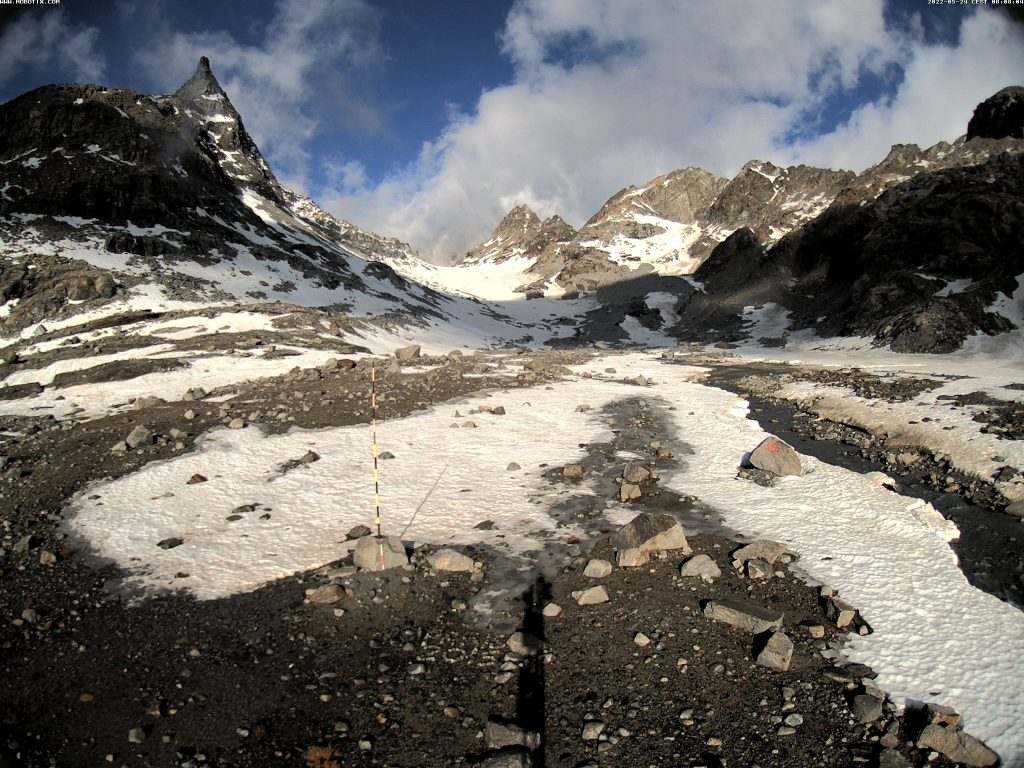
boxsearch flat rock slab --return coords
[611,512,691,567]
[750,436,803,477]
[703,599,783,634]
[353,535,409,571]
[917,724,999,767]
[733,539,791,565]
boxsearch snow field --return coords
[61,350,1024,761]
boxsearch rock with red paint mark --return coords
[750,437,803,477]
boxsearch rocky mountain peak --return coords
[495,204,542,236]
[967,85,1024,140]
[173,56,227,103]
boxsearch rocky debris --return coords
[582,559,613,578]
[703,600,784,634]
[917,723,999,766]
[610,512,691,567]
[571,585,610,605]
[754,631,793,671]
[352,535,409,571]
[679,553,722,581]
[749,436,803,477]
[394,345,421,361]
[427,548,476,573]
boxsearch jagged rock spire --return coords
[174,56,228,103]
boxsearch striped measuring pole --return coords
[371,366,385,568]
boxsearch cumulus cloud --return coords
[132,0,388,193]
[321,2,1024,263]
[0,9,105,90]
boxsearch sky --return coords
[1,0,1023,263]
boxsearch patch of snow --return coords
[935,278,976,297]
[22,157,42,169]
[739,302,791,342]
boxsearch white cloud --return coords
[321,2,1024,264]
[0,10,105,89]
[132,0,387,193]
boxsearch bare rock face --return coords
[967,85,1024,140]
[463,204,577,264]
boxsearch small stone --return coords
[506,462,521,471]
[619,482,642,502]
[38,550,57,565]
[542,602,562,618]
[157,538,184,550]
[581,721,605,741]
[583,559,612,578]
[306,585,345,604]
[755,631,794,671]
[562,464,584,480]
[228,417,245,429]
[485,719,541,750]
[125,425,153,449]
[633,632,651,647]
[622,462,651,484]
[187,474,207,484]
[21,608,38,624]
[13,534,40,553]
[346,525,372,540]
[784,713,804,726]
[407,663,426,675]
[572,586,609,605]
[878,749,912,768]
[746,558,774,579]
[777,726,797,736]
[850,694,884,723]
[679,554,721,581]
[926,703,961,728]
[128,727,145,744]
[507,631,542,656]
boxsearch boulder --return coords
[352,535,408,571]
[611,512,690,567]
[755,631,793,671]
[850,693,884,723]
[749,436,803,477]
[703,599,783,634]
[732,539,791,565]
[583,559,613,578]
[622,462,651,484]
[572,586,609,605]
[394,344,421,361]
[125,425,153,449]
[506,631,542,656]
[427,548,476,573]
[679,554,721,581]
[485,718,541,750]
[346,524,372,540]
[619,483,642,502]
[917,724,999,767]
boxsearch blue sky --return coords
[1,1,1022,261]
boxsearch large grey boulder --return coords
[917,724,999,767]
[703,599,784,634]
[749,436,803,477]
[394,344,421,361]
[353,535,408,571]
[611,512,691,567]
